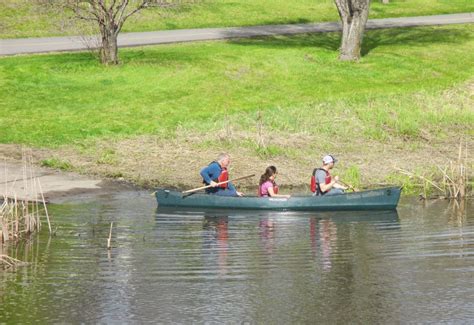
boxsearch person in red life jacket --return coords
[258,166,291,198]
[200,153,243,197]
[310,155,347,196]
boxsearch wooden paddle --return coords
[182,174,255,194]
[337,179,358,192]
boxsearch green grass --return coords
[0,24,473,147]
[40,158,73,171]
[0,0,473,38]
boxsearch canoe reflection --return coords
[156,206,399,222]
[156,209,400,276]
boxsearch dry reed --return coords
[256,110,266,149]
[107,221,113,250]
[0,254,24,269]
[1,152,51,268]
[396,138,471,199]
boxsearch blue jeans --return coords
[326,188,344,195]
[312,188,345,196]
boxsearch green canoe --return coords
[155,187,401,211]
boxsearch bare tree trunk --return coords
[382,0,389,4]
[61,0,152,65]
[334,0,371,61]
[55,0,200,65]
[99,25,119,65]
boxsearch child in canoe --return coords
[258,166,291,198]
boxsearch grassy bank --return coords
[0,24,473,193]
[0,0,473,38]
[1,24,473,146]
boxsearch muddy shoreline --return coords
[1,133,471,201]
[0,159,140,204]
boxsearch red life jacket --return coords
[259,181,279,197]
[310,168,331,195]
[217,167,228,189]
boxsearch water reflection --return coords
[202,216,229,276]
[259,217,276,255]
[447,199,467,226]
[196,210,400,281]
[1,194,473,323]
[310,218,337,271]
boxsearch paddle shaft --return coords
[182,174,255,194]
[337,179,356,191]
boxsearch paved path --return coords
[1,13,472,56]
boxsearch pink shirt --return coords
[259,180,274,197]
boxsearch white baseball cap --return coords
[322,155,337,164]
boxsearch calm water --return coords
[1,191,473,323]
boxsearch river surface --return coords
[1,191,473,323]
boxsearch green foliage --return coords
[340,166,362,189]
[104,171,124,178]
[384,170,443,197]
[96,149,118,165]
[385,172,420,195]
[40,158,73,171]
[255,145,285,159]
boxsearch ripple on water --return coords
[1,195,473,323]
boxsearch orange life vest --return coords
[310,168,331,195]
[217,167,228,189]
[273,183,279,194]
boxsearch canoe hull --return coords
[155,187,401,211]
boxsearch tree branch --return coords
[123,1,149,22]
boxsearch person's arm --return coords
[200,163,219,186]
[268,187,290,198]
[320,179,340,192]
[319,174,347,192]
[317,170,334,193]
[332,176,348,190]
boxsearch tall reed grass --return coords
[396,138,471,200]
[1,153,51,269]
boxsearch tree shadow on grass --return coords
[362,26,473,56]
[120,25,471,66]
[26,25,471,67]
[225,25,472,58]
[227,33,341,52]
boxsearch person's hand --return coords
[236,191,244,197]
[209,181,218,187]
[334,175,340,182]
[284,195,291,199]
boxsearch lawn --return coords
[0,24,473,148]
[0,0,473,38]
